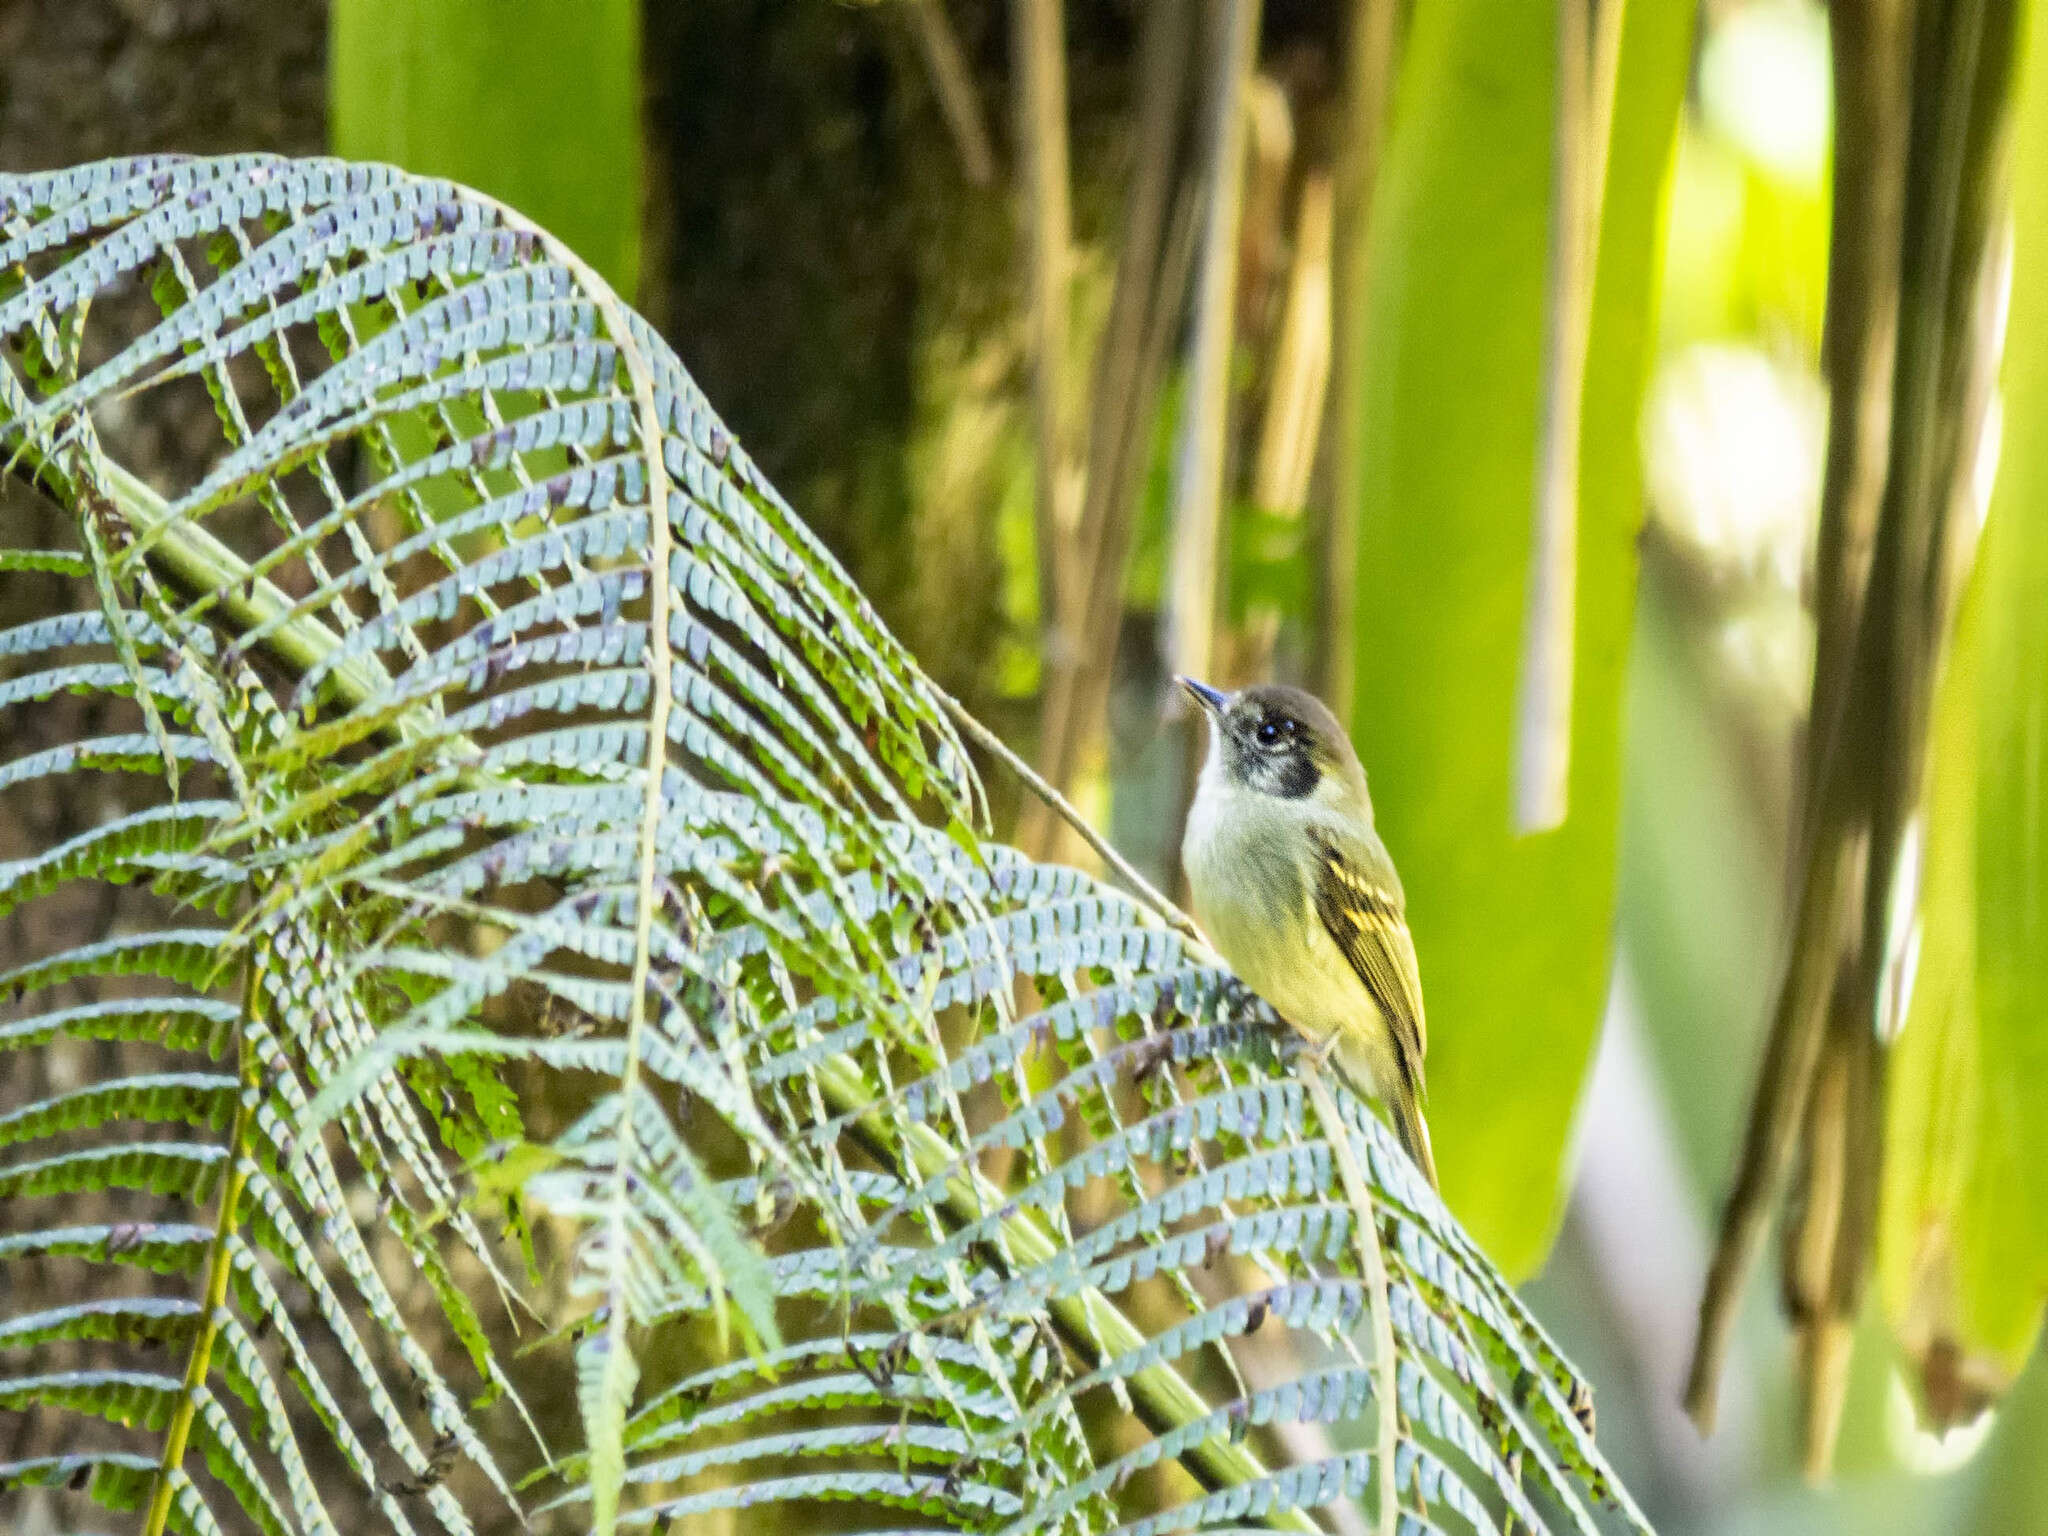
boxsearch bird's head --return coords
[1177,677,1367,810]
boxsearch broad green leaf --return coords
[1973,0,2048,1365]
[1890,0,2048,1390]
[1349,0,1695,1272]
[1880,574,2040,1407]
[329,0,642,297]
[1877,571,2000,1389]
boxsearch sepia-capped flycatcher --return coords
[1178,676,1438,1189]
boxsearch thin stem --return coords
[1014,0,1078,635]
[1019,194,1201,858]
[1684,0,1916,1430]
[1512,0,1600,835]
[1684,826,1852,1429]
[1250,172,1333,522]
[1162,0,1262,688]
[1021,0,1196,859]
[1584,0,1628,269]
[907,0,997,187]
[1322,0,1400,727]
[1802,0,1914,828]
[939,688,1205,943]
[1686,0,2020,1442]
[142,958,264,1536]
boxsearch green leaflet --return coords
[329,0,643,298]
[0,1452,159,1514]
[1347,0,1695,1273]
[0,1074,237,1150]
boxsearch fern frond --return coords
[2,152,1646,1536]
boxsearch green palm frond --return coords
[0,154,1647,1536]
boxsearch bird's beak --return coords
[1176,675,1227,716]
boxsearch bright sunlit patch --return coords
[1700,0,1833,188]
[1715,596,1814,718]
[1887,1370,1997,1475]
[1877,814,1926,1044]
[1646,342,1825,589]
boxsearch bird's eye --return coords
[1256,718,1285,746]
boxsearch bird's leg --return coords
[1304,1022,1345,1073]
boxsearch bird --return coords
[1177,676,1438,1189]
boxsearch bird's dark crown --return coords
[1203,682,1361,801]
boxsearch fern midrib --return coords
[141,955,263,1536]
[101,458,405,734]
[560,194,684,1536]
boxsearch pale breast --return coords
[1182,780,1388,1063]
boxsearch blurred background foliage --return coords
[2,0,2046,1532]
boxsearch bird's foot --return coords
[1303,1024,1344,1074]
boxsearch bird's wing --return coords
[1308,825,1428,1102]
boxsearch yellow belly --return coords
[1182,787,1398,1098]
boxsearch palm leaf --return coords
[1,154,1645,1536]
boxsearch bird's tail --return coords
[1390,1087,1439,1191]
[1318,1033,1440,1191]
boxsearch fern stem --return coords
[44,452,404,725]
[141,956,265,1536]
[936,688,1204,944]
[496,197,683,1536]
